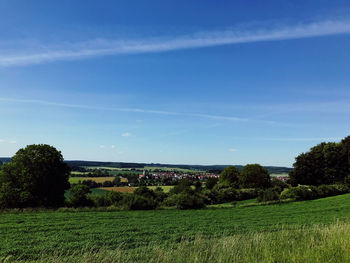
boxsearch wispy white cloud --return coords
[99,145,105,148]
[122,132,132,137]
[111,145,116,149]
[0,139,4,143]
[1,19,350,67]
[228,148,237,152]
[8,140,17,144]
[0,97,270,124]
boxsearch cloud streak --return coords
[1,19,350,66]
[0,97,270,124]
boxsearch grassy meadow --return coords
[3,222,350,262]
[1,194,350,261]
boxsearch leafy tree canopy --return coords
[239,164,270,189]
[290,137,349,186]
[0,144,70,208]
[219,166,240,187]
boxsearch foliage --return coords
[239,164,270,189]
[270,177,290,190]
[280,184,349,201]
[91,191,123,207]
[170,178,193,194]
[290,138,350,186]
[205,177,218,190]
[257,188,280,202]
[66,184,93,207]
[0,144,70,208]
[124,195,157,210]
[175,192,205,210]
[123,186,158,210]
[218,166,240,187]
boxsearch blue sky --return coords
[0,0,350,167]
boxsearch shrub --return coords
[280,184,349,201]
[280,185,315,201]
[257,188,280,202]
[153,187,168,203]
[170,178,193,194]
[205,177,218,190]
[270,178,290,191]
[92,191,123,207]
[236,188,258,201]
[125,195,157,210]
[213,185,238,203]
[175,193,205,210]
[66,184,94,207]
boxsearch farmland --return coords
[99,185,174,193]
[69,177,116,184]
[1,194,350,260]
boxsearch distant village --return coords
[138,169,220,181]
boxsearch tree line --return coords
[0,136,349,210]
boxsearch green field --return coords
[69,176,115,184]
[1,194,350,260]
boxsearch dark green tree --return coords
[170,178,192,194]
[0,144,70,208]
[290,140,349,186]
[218,166,240,187]
[205,177,218,190]
[239,164,270,189]
[67,184,92,207]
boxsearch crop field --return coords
[69,177,116,184]
[99,185,174,193]
[1,194,350,260]
[99,186,137,193]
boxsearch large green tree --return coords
[239,164,270,189]
[218,166,240,187]
[290,139,349,186]
[0,144,70,208]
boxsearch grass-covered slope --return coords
[1,194,350,260]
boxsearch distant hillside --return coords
[65,160,292,174]
[0,157,11,163]
[0,158,292,174]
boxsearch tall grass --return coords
[4,221,350,263]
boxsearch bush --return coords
[257,188,280,202]
[125,195,157,210]
[175,193,205,210]
[280,185,315,201]
[92,191,123,207]
[280,184,349,201]
[212,185,238,203]
[236,188,258,201]
[66,185,94,207]
[153,187,168,203]
[270,178,290,191]
[205,177,218,190]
